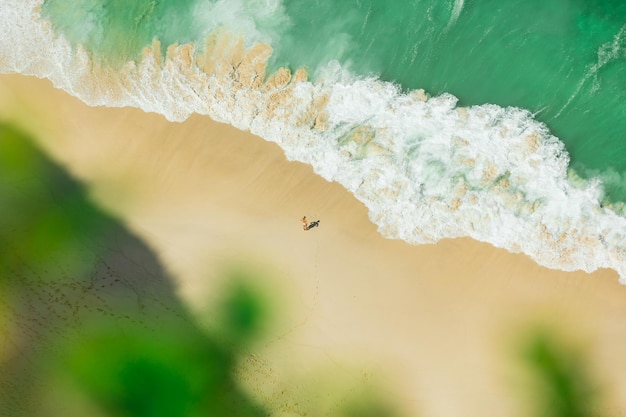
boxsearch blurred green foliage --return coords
[0,125,103,281]
[0,123,267,417]
[57,319,261,417]
[519,328,599,417]
[216,269,273,349]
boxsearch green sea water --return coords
[272,0,626,201]
[41,0,626,200]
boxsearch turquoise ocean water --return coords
[2,0,626,279]
[40,0,626,200]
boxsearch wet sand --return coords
[1,73,625,417]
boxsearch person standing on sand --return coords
[301,216,308,231]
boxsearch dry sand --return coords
[2,73,626,417]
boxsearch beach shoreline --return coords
[2,73,626,416]
[3,0,624,282]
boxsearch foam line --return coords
[446,0,464,30]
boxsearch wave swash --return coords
[2,0,626,282]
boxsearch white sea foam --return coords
[446,0,464,30]
[2,0,626,281]
[193,0,291,47]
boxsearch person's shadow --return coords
[306,220,320,230]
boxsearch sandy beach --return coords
[2,73,626,416]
